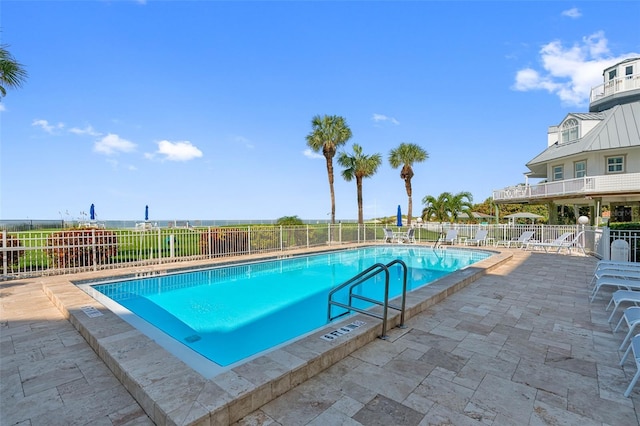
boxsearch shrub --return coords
[610,223,640,231]
[199,228,249,257]
[0,234,25,269]
[46,229,118,269]
[276,215,304,226]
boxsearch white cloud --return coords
[561,8,581,19]
[150,140,203,162]
[0,104,6,112]
[32,119,65,134]
[94,133,137,155]
[69,125,101,137]
[372,113,399,125]
[513,31,640,106]
[234,135,254,149]
[303,148,324,159]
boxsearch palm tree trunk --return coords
[405,178,413,225]
[326,156,336,224]
[356,177,364,224]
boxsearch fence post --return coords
[603,227,611,260]
[1,230,7,276]
[91,229,97,271]
[280,226,283,252]
[157,228,163,264]
[306,225,310,248]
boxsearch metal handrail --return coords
[327,259,407,339]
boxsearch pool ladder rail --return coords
[327,259,408,340]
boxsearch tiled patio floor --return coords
[1,249,639,425]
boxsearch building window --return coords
[607,156,624,173]
[626,65,633,79]
[561,118,579,143]
[613,206,632,223]
[552,165,564,181]
[609,69,617,80]
[574,160,586,178]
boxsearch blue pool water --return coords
[91,246,490,367]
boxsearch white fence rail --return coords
[493,173,640,202]
[0,224,637,279]
[590,73,640,103]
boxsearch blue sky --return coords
[1,1,639,222]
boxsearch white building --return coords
[493,58,640,224]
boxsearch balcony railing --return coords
[590,73,640,104]
[493,173,640,202]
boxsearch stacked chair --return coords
[591,260,640,397]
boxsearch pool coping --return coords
[39,244,513,425]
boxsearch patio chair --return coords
[382,228,395,243]
[615,307,640,351]
[525,232,573,253]
[399,228,416,244]
[438,230,458,246]
[591,262,640,286]
[619,333,640,397]
[590,275,640,302]
[464,229,488,246]
[606,289,640,323]
[496,231,535,248]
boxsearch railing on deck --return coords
[0,223,636,279]
[492,173,640,202]
[590,73,640,103]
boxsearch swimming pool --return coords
[82,246,490,370]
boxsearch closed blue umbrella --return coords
[90,204,95,221]
[397,205,402,227]
[145,205,149,221]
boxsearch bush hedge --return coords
[610,223,640,231]
[199,228,249,257]
[0,234,25,269]
[46,229,118,268]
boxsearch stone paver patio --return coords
[1,248,639,425]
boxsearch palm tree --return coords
[422,191,474,223]
[306,115,352,224]
[337,144,382,224]
[421,192,451,222]
[447,191,474,222]
[388,143,429,226]
[0,44,28,97]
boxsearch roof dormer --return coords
[560,118,579,144]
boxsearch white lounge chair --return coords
[607,289,640,323]
[464,229,488,246]
[439,230,458,246]
[619,333,640,397]
[592,262,640,283]
[525,232,573,253]
[382,228,395,243]
[615,307,640,351]
[496,231,535,248]
[597,270,640,288]
[596,260,640,270]
[590,276,640,302]
[399,228,416,244]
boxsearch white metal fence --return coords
[0,223,637,279]
[492,173,640,202]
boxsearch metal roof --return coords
[526,101,640,171]
[568,112,606,120]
